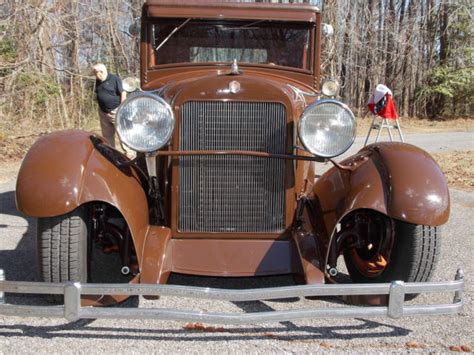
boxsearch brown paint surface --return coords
[16,130,150,267]
[141,226,173,284]
[292,229,325,284]
[312,142,450,266]
[146,1,319,23]
[170,239,296,276]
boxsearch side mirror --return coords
[322,23,334,38]
[129,17,141,37]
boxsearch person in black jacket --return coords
[93,63,126,147]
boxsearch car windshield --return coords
[152,19,313,70]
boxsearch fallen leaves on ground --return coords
[263,332,278,339]
[183,322,225,332]
[432,151,474,190]
[319,341,333,349]
[449,345,473,352]
[406,340,426,349]
[0,135,37,162]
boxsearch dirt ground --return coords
[356,116,474,135]
[1,117,473,188]
[432,151,474,190]
[0,160,20,184]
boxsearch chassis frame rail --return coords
[0,269,464,324]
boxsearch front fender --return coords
[16,130,149,260]
[311,142,450,242]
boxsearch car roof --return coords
[145,0,320,10]
[145,0,320,22]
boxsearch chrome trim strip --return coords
[1,279,463,299]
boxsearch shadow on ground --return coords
[0,188,411,341]
[0,317,410,341]
[0,190,38,282]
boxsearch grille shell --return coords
[179,101,287,233]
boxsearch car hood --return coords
[144,70,317,117]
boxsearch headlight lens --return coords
[299,100,356,158]
[116,94,174,152]
[321,79,340,97]
[122,76,140,93]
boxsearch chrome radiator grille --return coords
[179,101,287,233]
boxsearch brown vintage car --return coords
[2,0,464,322]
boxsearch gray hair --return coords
[92,63,107,74]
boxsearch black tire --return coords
[37,207,88,286]
[344,220,440,285]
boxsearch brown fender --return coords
[16,130,150,264]
[311,142,450,255]
[140,226,172,284]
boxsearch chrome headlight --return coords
[321,79,340,97]
[299,100,356,158]
[122,76,140,93]
[116,93,174,153]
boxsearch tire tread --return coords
[37,208,87,285]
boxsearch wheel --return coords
[37,207,88,285]
[342,212,440,286]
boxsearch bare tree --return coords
[1,0,472,136]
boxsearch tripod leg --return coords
[375,118,383,142]
[364,115,377,146]
[386,119,394,142]
[396,119,405,142]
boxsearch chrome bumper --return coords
[0,269,464,324]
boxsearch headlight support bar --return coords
[153,149,323,162]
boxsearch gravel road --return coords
[0,132,472,353]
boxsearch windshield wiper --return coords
[155,18,191,52]
[218,20,268,31]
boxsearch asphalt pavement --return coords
[0,131,472,353]
[353,130,473,154]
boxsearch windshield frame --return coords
[146,19,316,74]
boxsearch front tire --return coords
[343,216,440,285]
[37,207,88,284]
